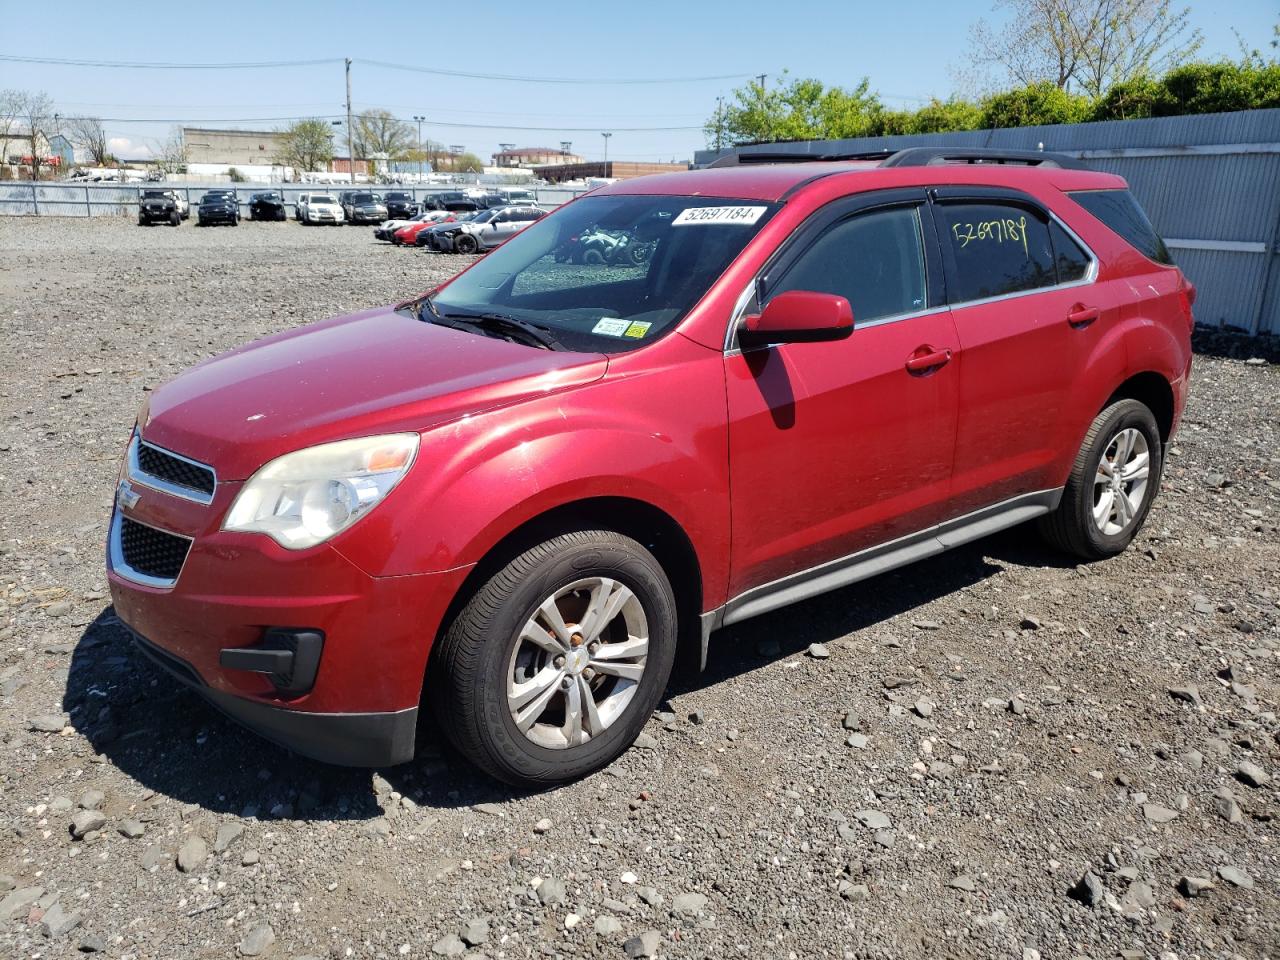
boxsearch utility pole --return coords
[413,115,425,182]
[601,131,611,169]
[715,96,724,152]
[345,58,355,184]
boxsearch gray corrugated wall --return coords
[695,109,1280,335]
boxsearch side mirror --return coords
[739,290,854,349]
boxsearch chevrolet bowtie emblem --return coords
[116,479,141,511]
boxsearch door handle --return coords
[1067,304,1100,327]
[905,347,952,374]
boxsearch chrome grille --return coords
[128,435,216,504]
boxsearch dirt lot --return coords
[0,216,1277,960]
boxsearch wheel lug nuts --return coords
[588,642,599,654]
[554,655,566,668]
[560,677,572,690]
[583,668,595,680]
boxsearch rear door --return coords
[931,188,1104,515]
[724,190,961,596]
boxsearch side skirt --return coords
[699,489,1062,668]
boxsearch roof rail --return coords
[879,147,1085,170]
[706,149,894,168]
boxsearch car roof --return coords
[593,161,1125,203]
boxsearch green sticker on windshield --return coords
[624,321,652,339]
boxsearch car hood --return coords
[140,306,609,480]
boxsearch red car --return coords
[392,211,457,245]
[108,147,1192,784]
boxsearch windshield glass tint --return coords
[352,193,377,203]
[312,195,336,204]
[431,194,778,352]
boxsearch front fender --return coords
[332,344,732,605]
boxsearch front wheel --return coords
[1038,399,1163,560]
[431,530,677,785]
[454,234,478,254]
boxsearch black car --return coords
[421,191,472,211]
[249,191,286,221]
[473,193,511,209]
[137,190,182,227]
[197,192,240,226]
[384,191,419,219]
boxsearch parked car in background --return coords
[196,192,240,226]
[384,191,420,219]
[420,191,477,212]
[137,190,186,227]
[421,205,547,253]
[375,209,455,244]
[342,192,388,225]
[298,193,344,225]
[472,193,513,210]
[500,188,537,205]
[249,191,287,222]
[411,211,478,247]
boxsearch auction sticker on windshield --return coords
[672,206,767,226]
[592,318,631,336]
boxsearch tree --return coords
[707,72,882,146]
[67,116,109,166]
[153,126,188,176]
[969,0,1203,97]
[353,109,412,160]
[13,90,54,180]
[276,118,334,175]
[979,81,1093,126]
[452,152,484,173]
[0,89,20,162]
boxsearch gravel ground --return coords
[1,216,1278,960]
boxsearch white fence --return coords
[0,181,588,218]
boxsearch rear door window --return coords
[769,205,928,326]
[1068,189,1171,264]
[1049,221,1092,283]
[935,202,1056,303]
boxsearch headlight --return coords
[223,434,419,549]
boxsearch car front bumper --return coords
[106,492,471,766]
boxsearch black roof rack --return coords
[879,147,1085,170]
[705,145,1086,171]
[706,149,893,168]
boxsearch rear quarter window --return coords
[1068,189,1172,265]
[935,202,1057,302]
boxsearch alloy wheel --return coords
[506,577,648,750]
[1092,427,1150,535]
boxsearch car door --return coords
[724,191,961,598]
[930,189,1104,515]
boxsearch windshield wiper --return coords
[438,311,564,351]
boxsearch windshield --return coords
[142,191,168,198]
[352,193,379,203]
[388,192,410,200]
[312,195,337,204]
[431,194,778,353]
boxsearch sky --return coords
[2,0,1276,164]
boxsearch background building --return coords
[534,160,688,182]
[182,127,287,167]
[493,146,584,168]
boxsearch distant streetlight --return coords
[601,132,612,168]
[413,115,425,181]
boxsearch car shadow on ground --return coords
[63,527,1067,819]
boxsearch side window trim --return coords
[723,188,945,353]
[929,188,1098,311]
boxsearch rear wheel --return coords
[582,247,605,265]
[1038,399,1162,560]
[431,530,677,785]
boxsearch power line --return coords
[354,57,752,86]
[53,113,705,132]
[0,53,340,69]
[0,52,752,85]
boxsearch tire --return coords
[454,234,478,254]
[169,211,180,226]
[431,530,678,785]
[582,247,605,265]
[1038,399,1163,561]
[276,210,286,221]
[137,215,145,226]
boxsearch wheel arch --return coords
[1104,370,1175,442]
[431,495,705,680]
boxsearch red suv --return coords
[107,148,1193,784]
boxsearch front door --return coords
[725,194,961,598]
